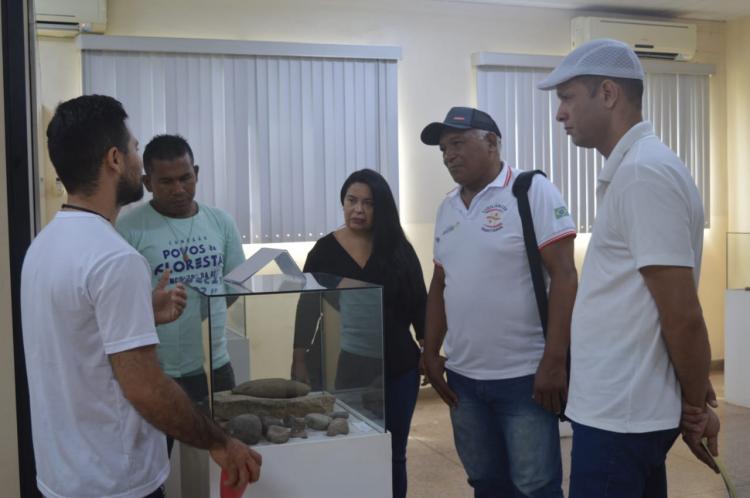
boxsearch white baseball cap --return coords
[537,38,645,90]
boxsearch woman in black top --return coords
[292,169,426,498]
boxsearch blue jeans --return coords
[447,370,563,498]
[569,422,680,498]
[386,367,420,498]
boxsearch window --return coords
[474,53,713,231]
[81,36,400,243]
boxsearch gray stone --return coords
[261,416,284,435]
[232,378,311,399]
[329,411,349,419]
[226,414,262,445]
[266,425,291,444]
[326,418,350,437]
[290,428,308,439]
[305,413,332,431]
[213,391,336,420]
[284,415,306,432]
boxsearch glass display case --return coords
[727,232,750,290]
[193,272,386,446]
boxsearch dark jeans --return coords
[143,485,165,498]
[446,370,563,498]
[166,362,236,455]
[386,367,420,498]
[569,421,680,498]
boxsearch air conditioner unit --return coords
[572,17,696,61]
[35,0,107,38]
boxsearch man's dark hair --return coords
[46,95,130,196]
[143,134,195,174]
[577,75,644,110]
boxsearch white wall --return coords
[36,0,729,358]
[727,17,750,233]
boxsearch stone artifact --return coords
[290,428,308,439]
[330,411,349,419]
[266,425,291,444]
[284,415,306,432]
[261,416,284,435]
[232,378,311,399]
[226,414,262,445]
[305,413,332,431]
[213,391,336,420]
[326,418,350,437]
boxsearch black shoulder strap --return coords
[512,169,548,336]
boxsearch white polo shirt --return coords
[566,122,704,433]
[433,165,576,380]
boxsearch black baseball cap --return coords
[420,107,502,145]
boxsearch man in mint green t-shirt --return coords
[117,135,245,414]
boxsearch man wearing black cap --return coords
[421,107,578,497]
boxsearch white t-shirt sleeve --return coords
[89,252,160,354]
[617,173,696,269]
[528,175,577,248]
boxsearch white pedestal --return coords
[725,289,750,407]
[209,432,392,498]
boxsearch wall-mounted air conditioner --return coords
[572,17,696,61]
[35,0,107,38]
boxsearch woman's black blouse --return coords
[294,233,427,378]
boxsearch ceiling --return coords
[444,0,750,21]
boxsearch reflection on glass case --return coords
[727,232,750,290]
[193,273,385,446]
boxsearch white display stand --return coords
[725,289,750,407]
[208,431,392,498]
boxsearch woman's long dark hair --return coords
[340,169,422,308]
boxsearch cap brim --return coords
[537,67,569,90]
[420,122,472,145]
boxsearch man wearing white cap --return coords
[537,39,719,496]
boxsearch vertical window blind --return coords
[81,37,400,243]
[476,55,711,231]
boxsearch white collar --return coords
[598,121,655,185]
[447,162,512,199]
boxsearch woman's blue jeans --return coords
[386,367,420,498]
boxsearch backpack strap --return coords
[513,169,571,421]
[512,170,548,336]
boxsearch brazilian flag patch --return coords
[554,206,569,219]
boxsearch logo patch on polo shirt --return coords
[481,204,507,232]
[554,206,570,219]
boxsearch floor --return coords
[406,372,750,497]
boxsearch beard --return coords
[115,173,144,207]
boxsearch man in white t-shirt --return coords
[537,39,719,497]
[21,95,261,498]
[421,107,578,497]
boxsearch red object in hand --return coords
[220,469,247,498]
